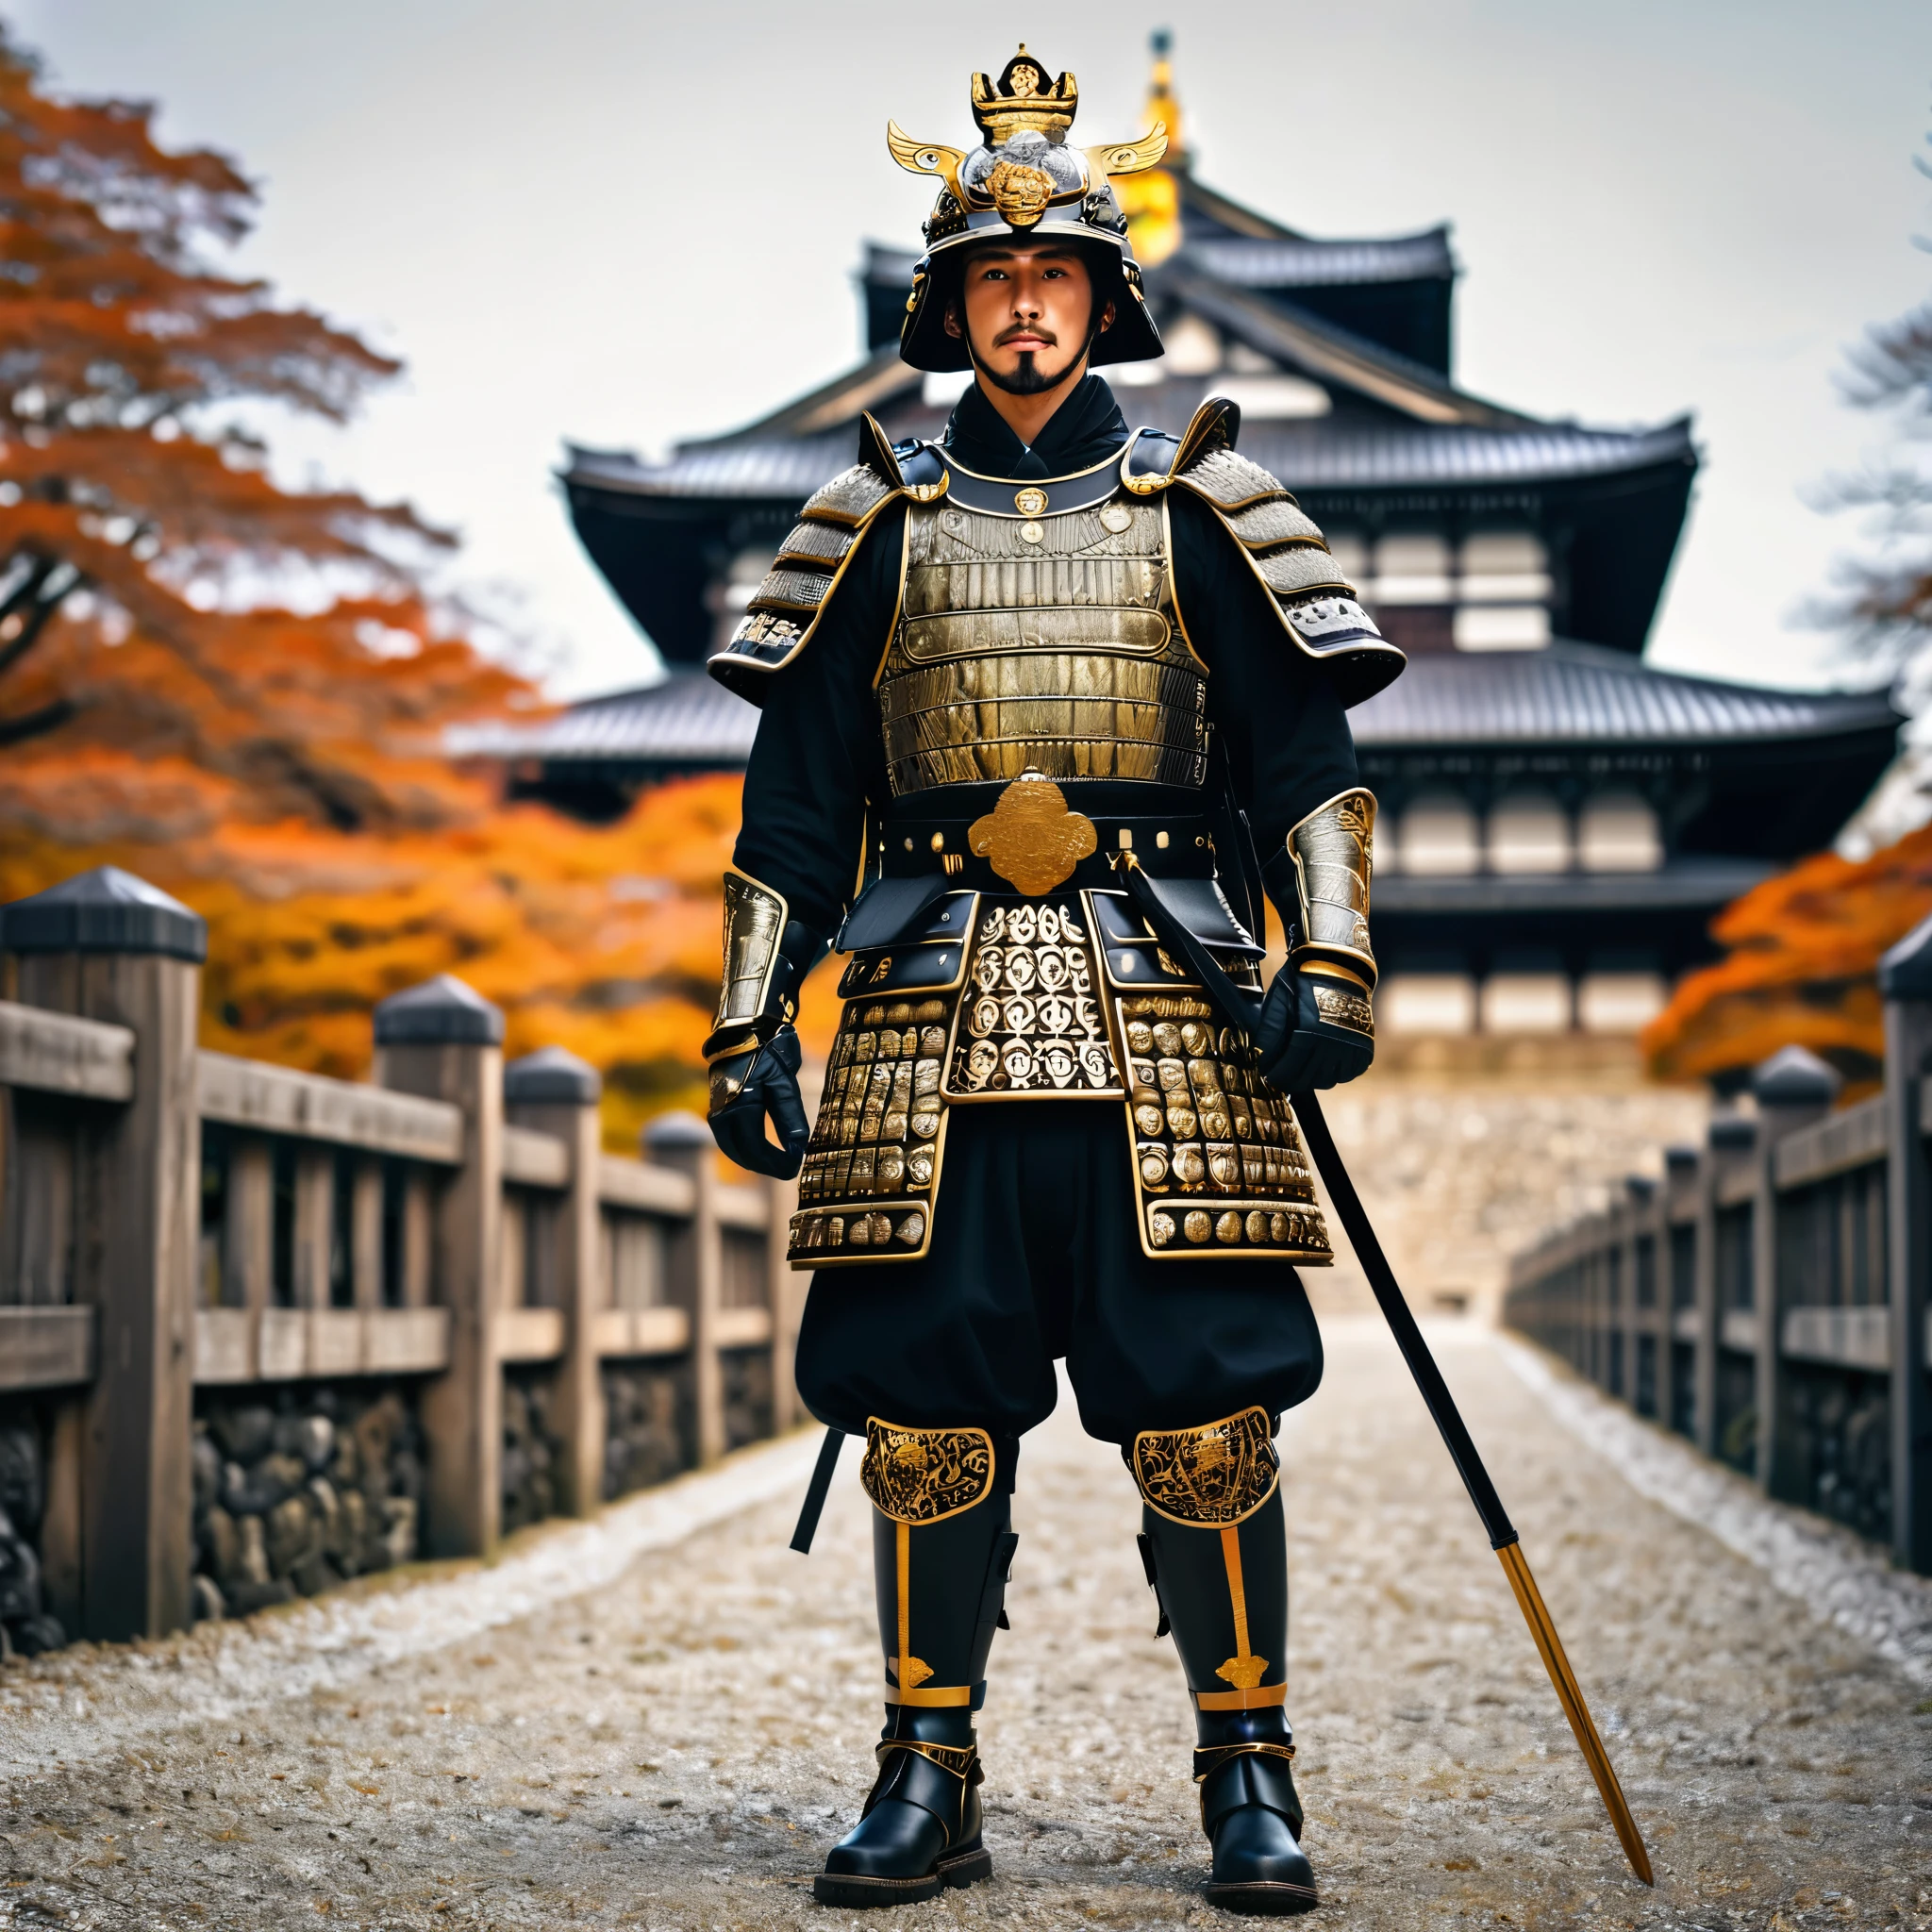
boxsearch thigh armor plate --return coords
[789,881,1332,1268]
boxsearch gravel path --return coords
[0,1318,1926,1930]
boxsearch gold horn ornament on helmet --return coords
[888,46,1171,372]
[886,46,1167,235]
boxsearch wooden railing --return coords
[1506,914,1932,1576]
[0,866,801,1643]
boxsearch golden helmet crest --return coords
[888,46,1170,372]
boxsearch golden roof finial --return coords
[1115,29,1184,268]
[1144,26,1186,167]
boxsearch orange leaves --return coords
[1,774,750,1145]
[0,25,747,1148]
[1642,823,1932,1091]
[0,26,471,804]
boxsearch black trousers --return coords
[795,1102,1324,1451]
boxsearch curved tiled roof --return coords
[1179,229,1455,288]
[564,417,1693,504]
[453,672,758,764]
[464,645,1895,772]
[1375,860,1778,916]
[862,229,1457,295]
[1351,642,1898,747]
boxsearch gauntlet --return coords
[1257,791,1377,1092]
[704,872,824,1178]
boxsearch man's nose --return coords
[1010,281,1043,318]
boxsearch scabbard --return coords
[791,1426,845,1555]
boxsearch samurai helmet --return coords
[889,46,1168,373]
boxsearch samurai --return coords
[701,46,1402,1916]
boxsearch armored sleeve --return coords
[728,502,905,937]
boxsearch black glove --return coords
[1255,964,1374,1092]
[708,1025,809,1179]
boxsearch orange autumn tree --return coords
[1647,133,1932,1094]
[1641,824,1932,1091]
[0,25,747,1145]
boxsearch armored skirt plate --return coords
[788,890,1334,1268]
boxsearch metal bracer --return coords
[705,870,817,1064]
[1281,788,1378,995]
[705,870,825,1179]
[1256,791,1377,1088]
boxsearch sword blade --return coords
[1291,1089,1655,1887]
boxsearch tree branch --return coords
[0,696,77,749]
[0,554,58,625]
[0,585,76,683]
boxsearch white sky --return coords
[14,0,1932,697]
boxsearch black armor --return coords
[703,46,1403,1917]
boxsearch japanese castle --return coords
[510,40,1896,1043]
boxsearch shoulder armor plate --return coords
[708,413,918,701]
[1165,399,1407,708]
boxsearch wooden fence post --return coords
[1880,920,1932,1574]
[374,975,504,1558]
[1661,1144,1699,1437]
[0,867,204,1641]
[645,1113,724,1466]
[1620,1176,1653,1407]
[1750,1046,1840,1500]
[1696,1112,1756,1461]
[505,1047,605,1518]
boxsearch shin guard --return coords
[1127,1407,1289,1718]
[861,1418,1016,1710]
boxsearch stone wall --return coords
[0,1405,64,1656]
[1312,1060,1710,1322]
[192,1386,425,1620]
[600,1359,690,1501]
[501,1372,564,1533]
[721,1348,774,1454]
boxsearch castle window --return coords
[1578,973,1668,1033]
[1454,604,1551,650]
[1380,973,1478,1036]
[1454,532,1551,650]
[1372,534,1453,605]
[1578,792,1662,872]
[1479,973,1573,1035]
[1486,791,1572,874]
[1458,533,1551,602]
[1395,790,1480,875]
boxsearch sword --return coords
[1111,858,1654,1885]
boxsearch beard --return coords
[970,342,1074,396]
[965,309,1099,397]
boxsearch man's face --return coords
[944,242,1113,397]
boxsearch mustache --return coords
[993,321,1058,348]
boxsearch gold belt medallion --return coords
[968,771,1097,895]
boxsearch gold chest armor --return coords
[875,492,1209,797]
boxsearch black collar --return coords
[943,373,1129,480]
[940,450,1125,516]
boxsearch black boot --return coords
[814,1705,991,1906]
[813,1419,1016,1907]
[1196,1709,1316,1916]
[1131,1409,1318,1916]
